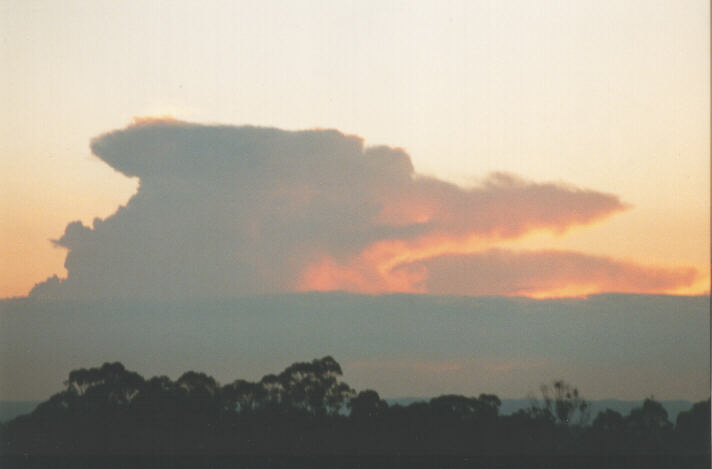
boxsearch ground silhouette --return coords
[0,357,708,467]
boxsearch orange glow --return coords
[296,228,707,298]
[521,281,711,300]
[297,232,496,293]
[296,255,427,294]
[367,234,490,274]
[501,266,707,299]
[662,276,710,297]
[518,285,606,300]
[130,115,179,126]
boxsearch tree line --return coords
[0,356,708,459]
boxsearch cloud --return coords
[399,249,699,298]
[2,294,709,400]
[30,120,636,299]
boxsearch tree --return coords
[590,409,626,451]
[176,371,219,397]
[476,393,502,421]
[259,373,286,413]
[625,398,673,451]
[627,398,672,432]
[175,371,221,415]
[540,380,590,426]
[675,399,710,452]
[274,356,355,416]
[222,379,267,414]
[65,362,145,408]
[429,395,500,421]
[131,375,177,416]
[349,390,388,419]
[32,390,78,418]
[592,409,625,433]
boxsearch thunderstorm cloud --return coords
[29,120,695,299]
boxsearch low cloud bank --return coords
[1,294,708,400]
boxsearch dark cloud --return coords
[31,120,630,299]
[1,294,709,400]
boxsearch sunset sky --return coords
[1,0,709,300]
[0,0,710,403]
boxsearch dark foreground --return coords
[1,454,710,469]
[1,357,709,468]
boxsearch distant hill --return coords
[0,401,39,423]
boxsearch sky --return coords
[0,1,709,400]
[1,0,709,299]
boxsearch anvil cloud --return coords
[30,120,695,299]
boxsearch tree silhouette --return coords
[625,398,674,451]
[675,399,710,452]
[592,408,625,433]
[66,362,145,406]
[274,356,354,417]
[349,390,388,420]
[175,371,221,416]
[539,380,589,426]
[0,357,708,466]
[222,379,266,414]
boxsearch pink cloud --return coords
[400,249,699,298]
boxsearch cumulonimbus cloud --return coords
[28,119,692,300]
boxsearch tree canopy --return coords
[1,357,708,464]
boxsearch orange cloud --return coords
[296,232,490,293]
[297,241,699,298]
[130,115,179,126]
[403,249,699,298]
[297,171,635,295]
[375,172,629,238]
